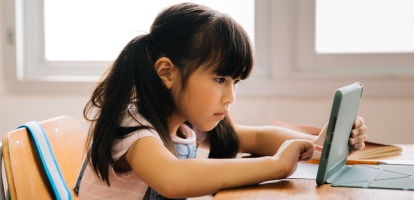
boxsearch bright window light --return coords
[44,0,254,61]
[316,0,414,54]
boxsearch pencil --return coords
[310,145,385,165]
[305,159,383,165]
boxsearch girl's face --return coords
[172,67,240,131]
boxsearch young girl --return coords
[79,2,368,199]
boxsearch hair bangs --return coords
[209,15,254,80]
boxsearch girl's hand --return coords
[274,139,314,178]
[349,116,368,153]
[313,116,368,156]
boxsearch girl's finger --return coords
[354,116,365,128]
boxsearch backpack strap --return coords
[19,121,72,200]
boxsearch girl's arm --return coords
[235,116,368,158]
[125,136,314,198]
[235,124,317,156]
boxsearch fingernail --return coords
[314,144,323,153]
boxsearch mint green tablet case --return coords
[316,82,414,190]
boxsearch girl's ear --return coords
[154,57,177,89]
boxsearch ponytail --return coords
[84,34,176,185]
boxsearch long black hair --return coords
[84,2,254,185]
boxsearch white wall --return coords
[1,3,413,145]
[231,96,414,144]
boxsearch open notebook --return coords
[315,82,414,190]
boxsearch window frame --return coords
[238,0,414,97]
[3,0,414,96]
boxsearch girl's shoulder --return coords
[112,105,161,160]
[112,129,161,161]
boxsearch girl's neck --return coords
[167,113,185,137]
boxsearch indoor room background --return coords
[1,0,414,145]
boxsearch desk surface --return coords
[214,144,414,200]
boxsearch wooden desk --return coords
[214,145,414,200]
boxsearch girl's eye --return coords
[215,78,226,84]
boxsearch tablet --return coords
[316,82,363,185]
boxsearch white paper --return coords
[287,163,319,179]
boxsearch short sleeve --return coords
[112,129,161,161]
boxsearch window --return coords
[3,0,414,96]
[250,0,414,97]
[316,0,414,53]
[3,0,261,93]
[43,0,255,61]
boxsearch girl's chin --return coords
[192,122,220,132]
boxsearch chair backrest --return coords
[0,142,7,200]
[2,116,88,200]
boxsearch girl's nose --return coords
[223,83,236,105]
